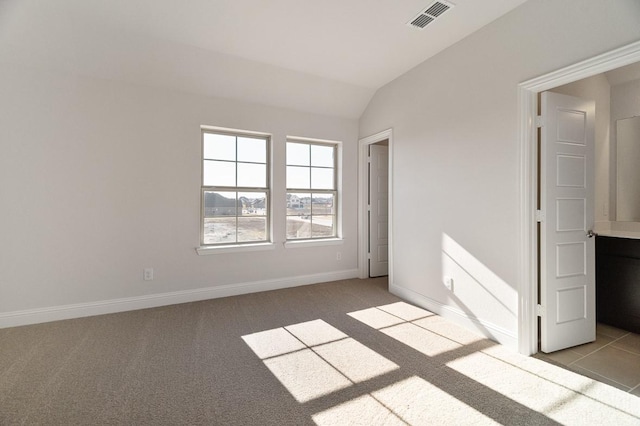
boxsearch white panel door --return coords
[540,91,595,353]
[369,144,388,277]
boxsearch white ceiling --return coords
[0,0,527,118]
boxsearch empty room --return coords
[2,0,640,424]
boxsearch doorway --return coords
[518,40,640,356]
[368,140,389,277]
[535,68,640,395]
[537,91,596,354]
[358,129,393,282]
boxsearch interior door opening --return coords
[519,55,640,395]
[519,41,640,364]
[368,140,389,278]
[538,91,596,354]
[537,61,640,354]
[531,61,640,396]
[358,129,393,283]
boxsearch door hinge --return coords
[535,210,545,222]
[536,115,544,128]
[537,304,545,317]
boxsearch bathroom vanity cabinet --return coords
[596,235,640,334]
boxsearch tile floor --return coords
[535,323,640,396]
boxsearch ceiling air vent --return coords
[407,1,454,30]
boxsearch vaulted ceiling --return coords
[0,0,527,118]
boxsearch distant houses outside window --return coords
[286,139,337,239]
[201,129,270,245]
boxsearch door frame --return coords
[518,40,640,355]
[358,129,393,282]
[368,143,390,278]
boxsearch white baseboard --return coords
[389,283,518,351]
[0,269,359,329]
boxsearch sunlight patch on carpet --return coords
[382,322,461,357]
[372,376,498,425]
[413,315,486,345]
[285,319,348,347]
[377,302,434,321]
[347,307,404,329]
[241,327,305,359]
[312,394,405,426]
[243,319,398,403]
[313,376,498,426]
[263,349,352,403]
[313,338,399,383]
[447,351,640,425]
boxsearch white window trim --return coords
[284,238,344,249]
[285,136,342,242]
[199,126,272,248]
[196,242,276,255]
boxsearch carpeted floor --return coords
[1,277,639,425]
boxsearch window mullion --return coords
[234,190,238,243]
[235,137,239,243]
[310,191,314,233]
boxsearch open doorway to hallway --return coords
[368,140,389,278]
[358,129,393,282]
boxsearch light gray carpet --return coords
[1,277,639,425]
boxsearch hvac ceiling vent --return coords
[407,1,454,30]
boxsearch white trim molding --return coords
[196,242,276,255]
[391,283,518,351]
[518,40,640,356]
[358,129,394,282]
[0,269,359,329]
[284,238,344,249]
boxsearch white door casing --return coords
[358,129,393,282]
[540,91,595,353]
[369,144,389,277]
[518,40,640,356]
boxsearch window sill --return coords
[284,238,344,249]
[196,242,276,255]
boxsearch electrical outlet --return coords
[336,252,342,261]
[444,276,454,291]
[143,268,154,281]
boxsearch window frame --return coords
[286,138,339,241]
[200,127,271,247]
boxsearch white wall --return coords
[0,64,358,323]
[615,116,640,222]
[0,1,374,120]
[359,0,640,349]
[551,74,611,225]
[610,78,640,121]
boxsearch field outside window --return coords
[202,130,270,245]
[286,141,337,240]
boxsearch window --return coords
[286,140,337,240]
[201,129,269,246]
